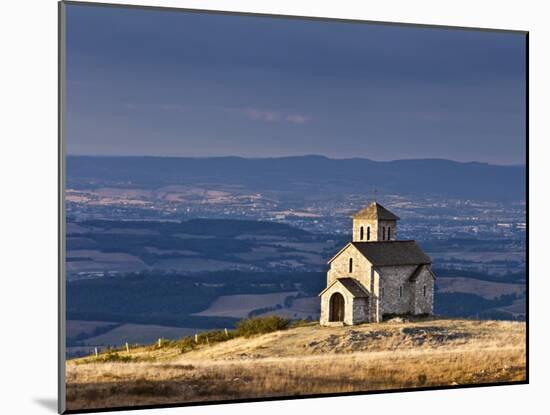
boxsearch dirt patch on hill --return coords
[306,325,471,353]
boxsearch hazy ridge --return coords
[67,155,525,201]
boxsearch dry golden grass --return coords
[66,318,526,411]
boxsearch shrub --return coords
[176,337,197,353]
[176,329,236,353]
[247,304,282,318]
[100,352,135,363]
[289,319,316,328]
[199,329,236,343]
[235,316,289,337]
[77,350,140,364]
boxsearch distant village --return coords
[67,185,526,279]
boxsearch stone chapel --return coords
[319,202,435,325]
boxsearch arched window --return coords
[367,226,371,241]
[387,227,391,240]
[360,226,364,240]
[423,285,427,297]
[382,226,386,240]
[349,258,353,273]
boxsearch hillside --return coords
[66,318,526,411]
[67,155,525,201]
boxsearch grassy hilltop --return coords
[66,317,526,411]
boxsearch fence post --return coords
[206,336,210,346]
[94,347,98,358]
[126,342,130,353]
[224,328,229,337]
[195,333,198,344]
[158,338,162,348]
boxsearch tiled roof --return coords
[336,278,370,298]
[319,277,369,298]
[351,241,431,266]
[352,202,400,220]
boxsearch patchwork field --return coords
[66,318,526,411]
[436,277,525,299]
[155,257,248,272]
[64,217,333,279]
[497,298,527,317]
[66,250,147,273]
[258,296,320,320]
[67,320,117,339]
[67,320,204,358]
[432,250,525,263]
[83,324,200,346]
[272,241,336,251]
[193,292,298,318]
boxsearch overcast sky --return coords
[65,4,526,165]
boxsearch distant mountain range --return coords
[67,155,525,201]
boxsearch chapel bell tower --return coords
[352,202,400,242]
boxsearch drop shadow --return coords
[34,398,57,413]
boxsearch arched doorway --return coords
[329,292,345,322]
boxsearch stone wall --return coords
[352,219,375,242]
[377,220,397,241]
[378,265,435,317]
[324,246,373,325]
[411,266,435,315]
[327,244,372,289]
[351,297,369,324]
[377,265,417,316]
[352,219,396,242]
[319,281,370,326]
[370,270,381,322]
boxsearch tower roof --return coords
[352,202,400,220]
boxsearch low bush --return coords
[76,350,141,364]
[235,316,290,337]
[79,317,292,360]
[289,318,316,328]
[176,329,236,353]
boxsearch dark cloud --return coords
[65,4,526,165]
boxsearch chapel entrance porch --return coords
[329,292,345,322]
